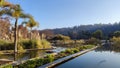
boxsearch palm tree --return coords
[24,17,39,40]
[12,5,22,53]
[12,5,32,53]
[0,0,38,53]
[0,0,14,8]
[0,1,30,53]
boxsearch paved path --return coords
[38,46,98,68]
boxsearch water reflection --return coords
[0,50,46,63]
[95,44,120,53]
[0,47,65,63]
[56,45,120,68]
[96,60,106,67]
[28,50,45,58]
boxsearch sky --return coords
[8,0,120,30]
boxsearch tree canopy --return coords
[113,31,120,37]
[51,34,70,41]
[92,30,103,39]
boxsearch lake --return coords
[56,46,120,68]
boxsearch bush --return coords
[65,49,74,54]
[17,44,25,53]
[0,40,14,50]
[58,52,67,58]
[72,48,79,53]
[19,54,54,68]
[85,38,100,45]
[45,54,54,63]
[41,40,51,48]
[111,37,120,48]
[0,64,13,68]
[36,58,44,67]
[19,60,36,68]
[18,39,31,49]
[0,39,51,53]
[18,39,51,49]
[30,39,42,49]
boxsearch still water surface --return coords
[0,47,65,63]
[56,46,120,68]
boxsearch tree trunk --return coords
[14,18,18,53]
[30,28,32,40]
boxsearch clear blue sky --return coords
[8,0,120,30]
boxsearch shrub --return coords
[45,54,54,63]
[18,39,51,49]
[36,58,44,67]
[0,64,13,68]
[0,40,14,50]
[17,44,25,53]
[85,37,100,45]
[111,37,120,48]
[19,60,36,68]
[65,49,74,54]
[72,48,79,53]
[19,54,54,68]
[18,39,31,49]
[41,40,51,48]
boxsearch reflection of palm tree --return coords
[94,60,106,68]
[13,53,25,62]
[29,50,39,58]
[14,53,17,61]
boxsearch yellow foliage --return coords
[12,10,21,18]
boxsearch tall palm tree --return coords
[24,17,39,40]
[0,0,37,53]
[0,1,30,53]
[0,0,14,8]
[12,5,22,53]
[12,5,32,53]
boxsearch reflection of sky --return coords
[56,49,120,68]
[52,47,66,53]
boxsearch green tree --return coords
[92,30,103,39]
[113,31,120,37]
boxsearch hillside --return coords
[40,22,120,39]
